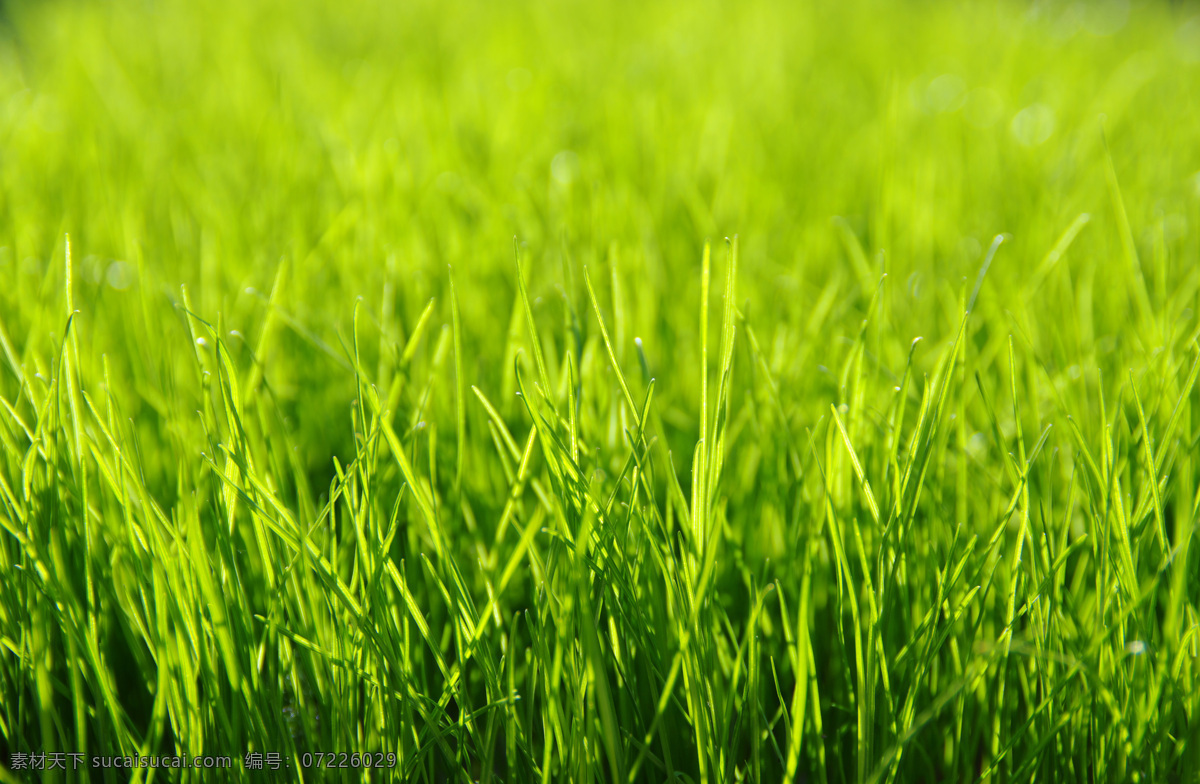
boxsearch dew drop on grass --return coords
[1083,0,1129,37]
[1180,16,1200,63]
[958,236,982,262]
[964,87,1003,129]
[907,271,922,298]
[551,150,579,186]
[106,260,132,290]
[925,74,966,113]
[1011,104,1056,147]
[506,67,532,92]
[1163,214,1187,243]
[84,255,103,284]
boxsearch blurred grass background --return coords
[2,0,1197,480]
[1,0,1200,781]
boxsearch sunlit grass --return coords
[1,0,1199,781]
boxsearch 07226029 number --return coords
[299,752,397,769]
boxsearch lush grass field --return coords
[2,0,1200,781]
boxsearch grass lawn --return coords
[1,0,1200,780]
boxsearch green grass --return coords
[2,0,1200,781]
